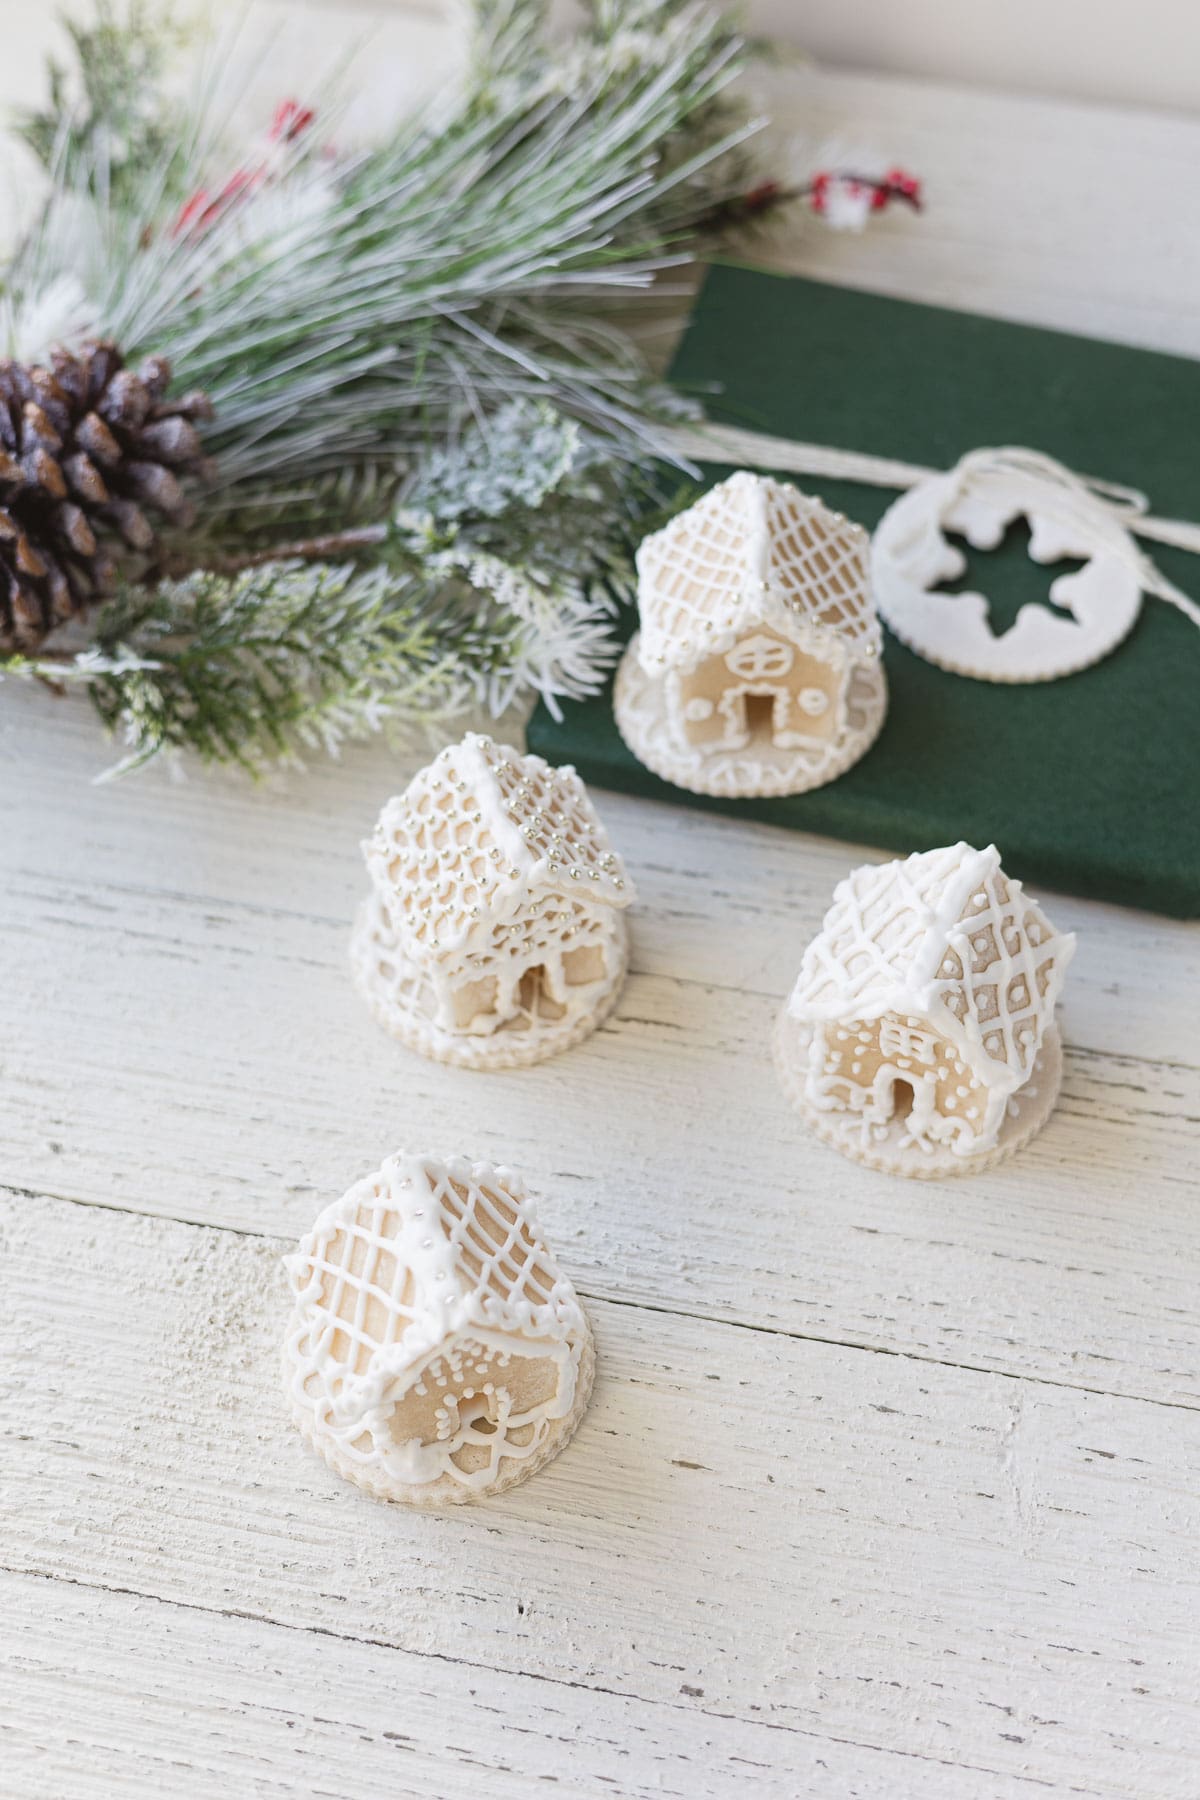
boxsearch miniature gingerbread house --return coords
[351,734,634,1069]
[613,471,887,798]
[774,842,1075,1177]
[284,1151,594,1505]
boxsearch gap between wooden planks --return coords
[2,689,1199,1412]
[0,1569,1072,1800]
[4,577,1200,1800]
[2,43,1200,1800]
[2,1188,1199,1799]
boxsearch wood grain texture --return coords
[2,1572,1071,1800]
[4,1191,1200,1799]
[3,38,1200,1800]
[750,65,1200,359]
[3,699,1199,1414]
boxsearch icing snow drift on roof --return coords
[636,471,881,676]
[787,842,1075,1093]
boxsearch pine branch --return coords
[4,0,757,550]
[0,0,758,773]
[4,398,673,777]
[82,560,481,779]
[16,2,190,210]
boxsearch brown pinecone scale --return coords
[0,339,214,653]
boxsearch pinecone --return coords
[0,339,214,653]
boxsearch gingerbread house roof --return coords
[786,843,1075,1094]
[635,471,881,677]
[364,735,632,967]
[285,1151,587,1430]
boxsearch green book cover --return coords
[528,264,1200,917]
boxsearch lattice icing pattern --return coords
[783,843,1075,1159]
[635,471,882,676]
[284,1152,594,1503]
[367,734,631,960]
[354,735,633,1065]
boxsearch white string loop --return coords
[664,423,1200,632]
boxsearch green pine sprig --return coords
[81,560,476,779]
[0,0,754,774]
[4,399,685,778]
[16,2,191,212]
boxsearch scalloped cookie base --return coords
[350,895,629,1070]
[285,1328,596,1508]
[613,635,887,799]
[772,1011,1063,1179]
[873,587,1141,685]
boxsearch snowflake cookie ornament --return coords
[284,1152,595,1506]
[873,448,1152,681]
[352,734,634,1069]
[614,471,886,799]
[774,843,1075,1178]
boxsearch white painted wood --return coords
[751,65,1200,360]
[751,0,1200,116]
[271,0,1200,116]
[3,697,1199,1413]
[0,1572,1064,1800]
[4,1192,1200,1799]
[2,21,1200,1800]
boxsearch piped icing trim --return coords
[355,736,634,1065]
[781,843,1074,1159]
[613,634,886,802]
[284,1152,592,1498]
[364,735,633,970]
[787,842,1074,1106]
[635,471,881,678]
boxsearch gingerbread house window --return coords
[879,1017,938,1065]
[632,471,881,757]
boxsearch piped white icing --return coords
[619,473,886,799]
[284,1152,592,1497]
[783,843,1075,1159]
[356,735,634,1059]
[636,471,881,678]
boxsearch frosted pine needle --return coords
[0,0,757,773]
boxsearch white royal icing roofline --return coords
[635,472,879,678]
[288,1150,586,1420]
[285,1152,591,1492]
[363,735,634,969]
[787,843,1076,1098]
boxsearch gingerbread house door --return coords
[721,632,842,747]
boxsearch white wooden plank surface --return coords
[3,702,1199,1415]
[752,64,1200,360]
[3,1573,1066,1800]
[3,32,1200,1800]
[5,1191,1200,1799]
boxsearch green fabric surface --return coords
[528,264,1200,917]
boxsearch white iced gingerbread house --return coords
[353,735,634,1067]
[778,843,1075,1170]
[635,471,882,757]
[284,1151,593,1503]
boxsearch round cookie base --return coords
[350,896,628,1071]
[287,1329,596,1509]
[874,592,1141,685]
[613,635,887,800]
[872,479,1144,684]
[772,1010,1064,1180]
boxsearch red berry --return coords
[270,98,316,142]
